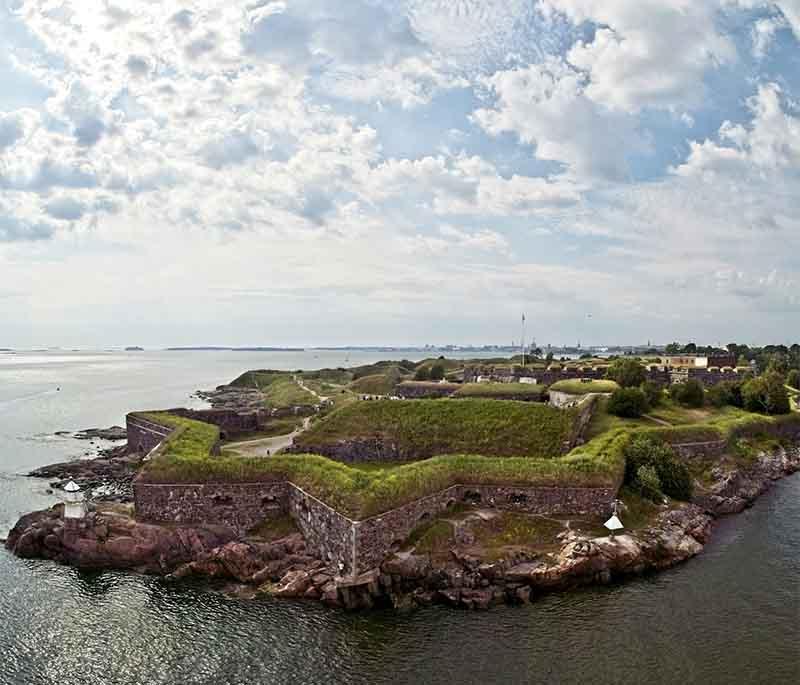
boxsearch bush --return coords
[429,364,445,381]
[635,464,663,502]
[414,366,430,381]
[641,381,663,408]
[742,372,791,415]
[607,387,649,418]
[606,358,647,388]
[624,435,692,501]
[707,381,742,408]
[787,369,800,391]
[670,379,705,408]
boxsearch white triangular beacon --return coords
[604,515,624,533]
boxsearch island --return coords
[6,353,800,610]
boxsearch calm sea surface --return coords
[0,350,797,685]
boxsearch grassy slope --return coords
[230,370,317,408]
[292,398,576,459]
[348,373,398,395]
[549,379,619,395]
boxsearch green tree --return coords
[624,436,692,501]
[707,381,742,408]
[670,379,705,407]
[608,387,649,418]
[414,366,431,381]
[787,369,800,391]
[606,358,647,388]
[742,372,791,415]
[429,364,445,381]
[640,380,663,408]
[665,342,681,354]
[636,465,663,502]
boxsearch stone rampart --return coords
[352,483,618,573]
[287,485,356,574]
[126,414,173,456]
[166,408,266,438]
[395,382,460,398]
[133,481,288,533]
[289,437,405,463]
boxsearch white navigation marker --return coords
[604,514,624,538]
[63,480,86,520]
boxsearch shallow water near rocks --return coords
[1,350,798,685]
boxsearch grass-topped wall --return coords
[453,383,546,401]
[135,407,624,518]
[291,398,577,460]
[549,379,619,395]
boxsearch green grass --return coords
[292,398,577,459]
[549,379,619,395]
[348,373,398,395]
[136,412,220,459]
[229,371,317,408]
[471,512,564,555]
[453,382,546,400]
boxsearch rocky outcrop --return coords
[693,445,800,516]
[28,446,142,503]
[347,504,714,611]
[4,506,237,573]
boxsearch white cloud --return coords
[674,83,800,175]
[473,58,644,182]
[542,0,736,112]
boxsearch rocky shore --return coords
[5,445,798,611]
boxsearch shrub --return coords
[414,366,431,381]
[606,358,647,388]
[670,379,705,408]
[707,381,742,408]
[742,372,791,415]
[607,387,649,418]
[635,464,663,502]
[640,381,663,408]
[624,435,692,501]
[429,364,445,381]
[787,369,800,391]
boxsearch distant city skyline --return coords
[1,2,798,346]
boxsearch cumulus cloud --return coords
[674,83,800,175]
[473,58,644,181]
[541,0,736,112]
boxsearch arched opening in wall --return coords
[261,494,276,506]
[219,430,229,441]
[463,490,482,505]
[510,493,528,505]
[418,511,431,523]
[389,539,404,553]
[445,499,456,509]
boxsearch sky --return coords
[0,0,798,349]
